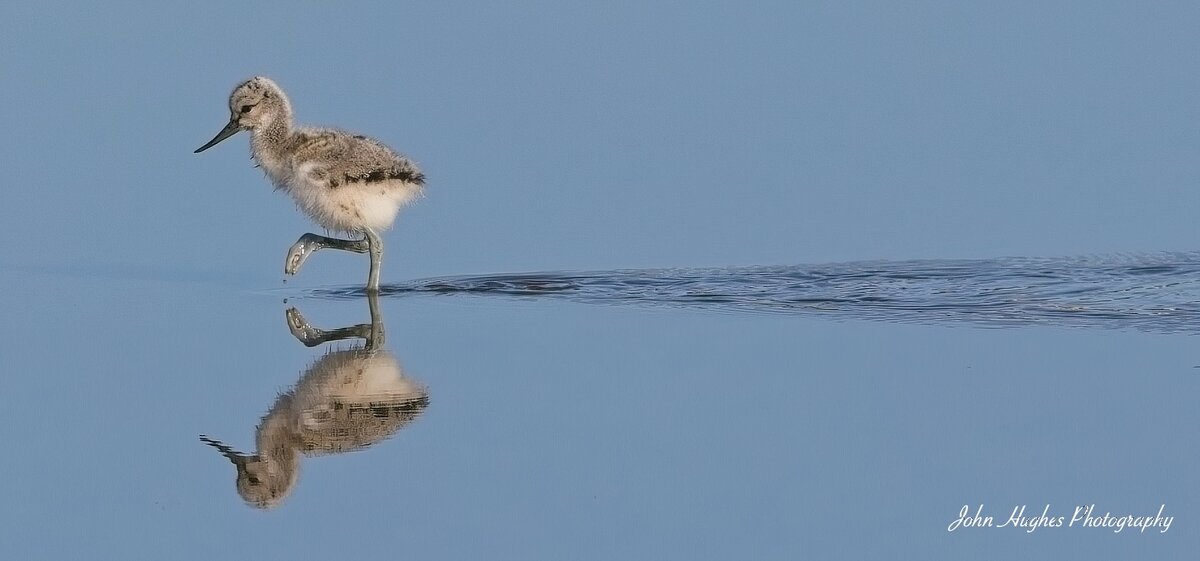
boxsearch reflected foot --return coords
[286,307,324,347]
[285,307,374,347]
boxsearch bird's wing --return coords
[292,129,424,188]
[289,130,348,186]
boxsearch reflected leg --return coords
[285,307,372,347]
[285,292,384,348]
[365,288,385,349]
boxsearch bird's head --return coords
[195,76,291,153]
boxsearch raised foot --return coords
[284,233,370,277]
[284,233,323,276]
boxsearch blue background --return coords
[0,2,1196,559]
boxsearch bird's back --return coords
[288,127,424,189]
[266,127,425,233]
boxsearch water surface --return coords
[0,255,1196,560]
[303,253,1200,333]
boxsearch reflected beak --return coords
[199,435,247,465]
[194,118,242,153]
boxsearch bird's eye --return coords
[240,104,255,114]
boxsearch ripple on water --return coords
[299,253,1200,334]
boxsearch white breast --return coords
[283,161,420,233]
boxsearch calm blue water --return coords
[1,255,1196,559]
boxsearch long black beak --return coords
[194,119,242,153]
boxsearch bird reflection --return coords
[200,293,428,509]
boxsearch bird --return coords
[195,77,425,292]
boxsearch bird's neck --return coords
[250,115,294,179]
[251,113,292,152]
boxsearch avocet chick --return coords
[195,77,425,291]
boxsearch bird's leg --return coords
[363,228,384,292]
[284,233,369,276]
